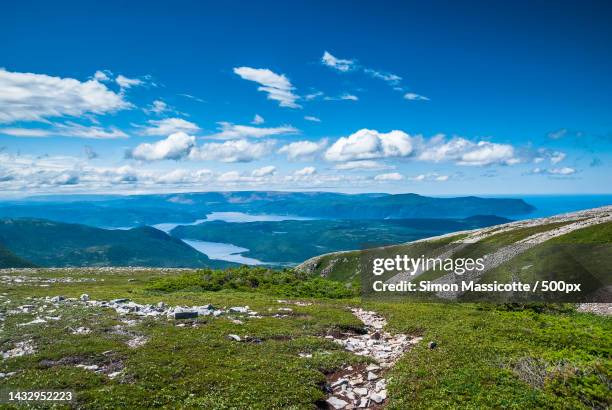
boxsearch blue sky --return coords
[1,0,611,196]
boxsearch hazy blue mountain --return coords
[0,192,535,228]
[171,215,511,264]
[0,218,232,268]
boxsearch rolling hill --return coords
[0,218,231,268]
[171,215,511,264]
[296,206,612,302]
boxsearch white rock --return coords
[367,371,378,381]
[353,387,368,396]
[326,396,348,409]
[80,294,90,301]
[369,392,385,404]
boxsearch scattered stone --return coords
[18,317,47,326]
[353,387,368,396]
[229,306,249,313]
[370,391,385,403]
[231,319,244,325]
[298,353,312,358]
[227,334,241,342]
[108,371,122,379]
[76,364,99,371]
[126,335,148,348]
[72,327,91,335]
[80,294,90,301]
[366,364,380,371]
[2,340,36,359]
[326,396,348,409]
[331,378,349,388]
[51,296,65,302]
[428,341,437,349]
[367,371,378,381]
[111,298,130,304]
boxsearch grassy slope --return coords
[1,269,609,409]
[0,218,230,268]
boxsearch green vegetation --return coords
[0,243,36,268]
[171,216,510,264]
[0,218,231,268]
[371,302,611,409]
[146,266,357,299]
[1,267,609,409]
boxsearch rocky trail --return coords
[323,308,421,409]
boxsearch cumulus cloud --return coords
[128,132,196,161]
[144,100,171,115]
[325,129,414,162]
[116,74,143,89]
[137,118,200,136]
[190,139,275,163]
[321,51,356,72]
[93,70,112,82]
[418,136,518,166]
[333,160,391,170]
[0,122,128,139]
[294,166,316,176]
[233,67,300,108]
[209,122,298,140]
[251,114,265,125]
[0,68,131,123]
[304,115,321,122]
[404,92,430,101]
[374,172,403,181]
[251,165,276,177]
[410,173,449,182]
[156,168,213,184]
[278,139,327,160]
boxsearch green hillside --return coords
[171,215,510,264]
[0,218,231,268]
[0,242,36,268]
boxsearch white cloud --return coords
[137,118,200,136]
[116,74,143,89]
[334,160,390,170]
[304,115,321,122]
[325,93,359,101]
[404,92,429,101]
[325,129,414,162]
[190,139,275,163]
[364,68,402,85]
[374,172,403,181]
[530,167,577,176]
[93,70,111,82]
[233,67,300,108]
[145,100,170,115]
[304,91,324,101]
[0,122,128,139]
[210,122,298,140]
[251,114,265,125]
[321,51,356,72]
[156,168,213,184]
[294,166,316,176]
[410,173,449,182]
[278,139,327,160]
[0,68,131,123]
[418,136,518,166]
[550,151,566,164]
[251,165,276,177]
[129,132,196,161]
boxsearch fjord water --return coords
[155,196,612,266]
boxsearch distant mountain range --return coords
[0,219,231,268]
[0,191,535,228]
